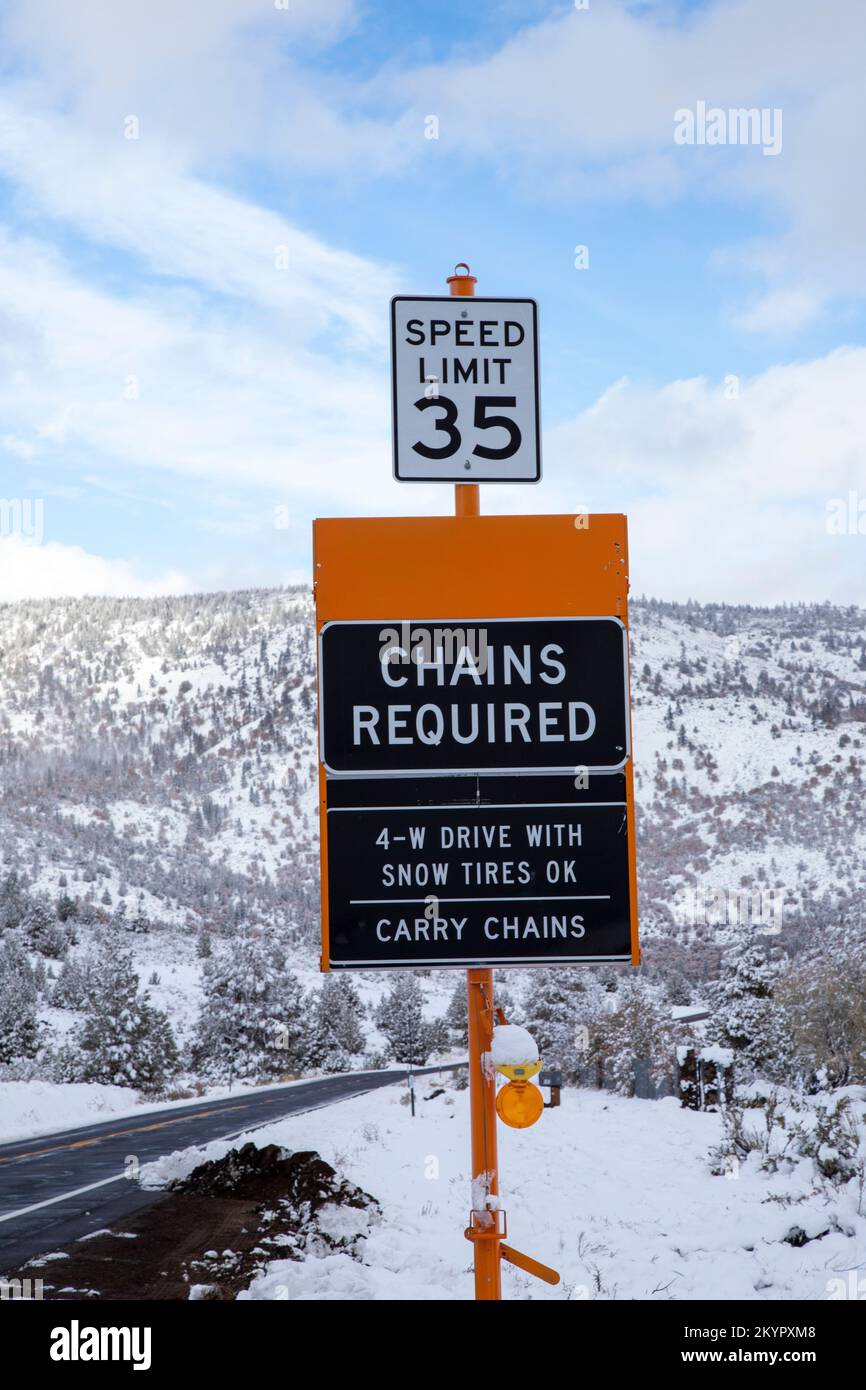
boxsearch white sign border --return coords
[318,615,631,778]
[325,801,631,968]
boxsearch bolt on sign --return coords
[391,297,541,483]
[313,513,639,970]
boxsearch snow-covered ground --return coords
[0,1075,348,1145]
[0,1081,155,1145]
[141,1078,866,1301]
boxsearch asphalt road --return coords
[0,1064,461,1276]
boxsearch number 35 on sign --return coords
[390,296,541,484]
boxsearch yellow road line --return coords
[0,1104,251,1165]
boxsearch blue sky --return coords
[0,0,864,603]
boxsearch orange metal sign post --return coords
[313,265,638,1301]
[465,965,502,1296]
[448,264,502,1299]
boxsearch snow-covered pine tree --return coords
[521,968,606,1082]
[125,899,151,934]
[709,927,788,1080]
[56,892,79,923]
[521,970,575,1060]
[0,870,26,932]
[426,1014,450,1055]
[375,974,433,1066]
[305,974,365,1072]
[193,932,309,1081]
[52,954,97,1010]
[0,935,39,1063]
[21,895,69,958]
[196,928,213,959]
[72,950,179,1093]
[445,977,468,1045]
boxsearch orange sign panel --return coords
[313,513,639,970]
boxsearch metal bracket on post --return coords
[501,1244,561,1286]
[464,1207,507,1244]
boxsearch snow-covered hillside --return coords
[631,599,866,983]
[0,588,319,931]
[1,588,865,1081]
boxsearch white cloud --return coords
[389,0,864,318]
[0,0,360,158]
[1,434,37,459]
[0,535,190,600]
[732,287,824,334]
[0,99,397,349]
[533,346,866,604]
[0,217,394,507]
[2,0,863,326]
[0,82,408,513]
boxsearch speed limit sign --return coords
[390,296,541,483]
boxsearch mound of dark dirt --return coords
[170,1142,373,1218]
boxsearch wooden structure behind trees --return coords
[678,1047,734,1111]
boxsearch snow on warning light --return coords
[489,1024,539,1068]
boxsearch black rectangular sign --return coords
[319,617,629,778]
[325,800,630,967]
